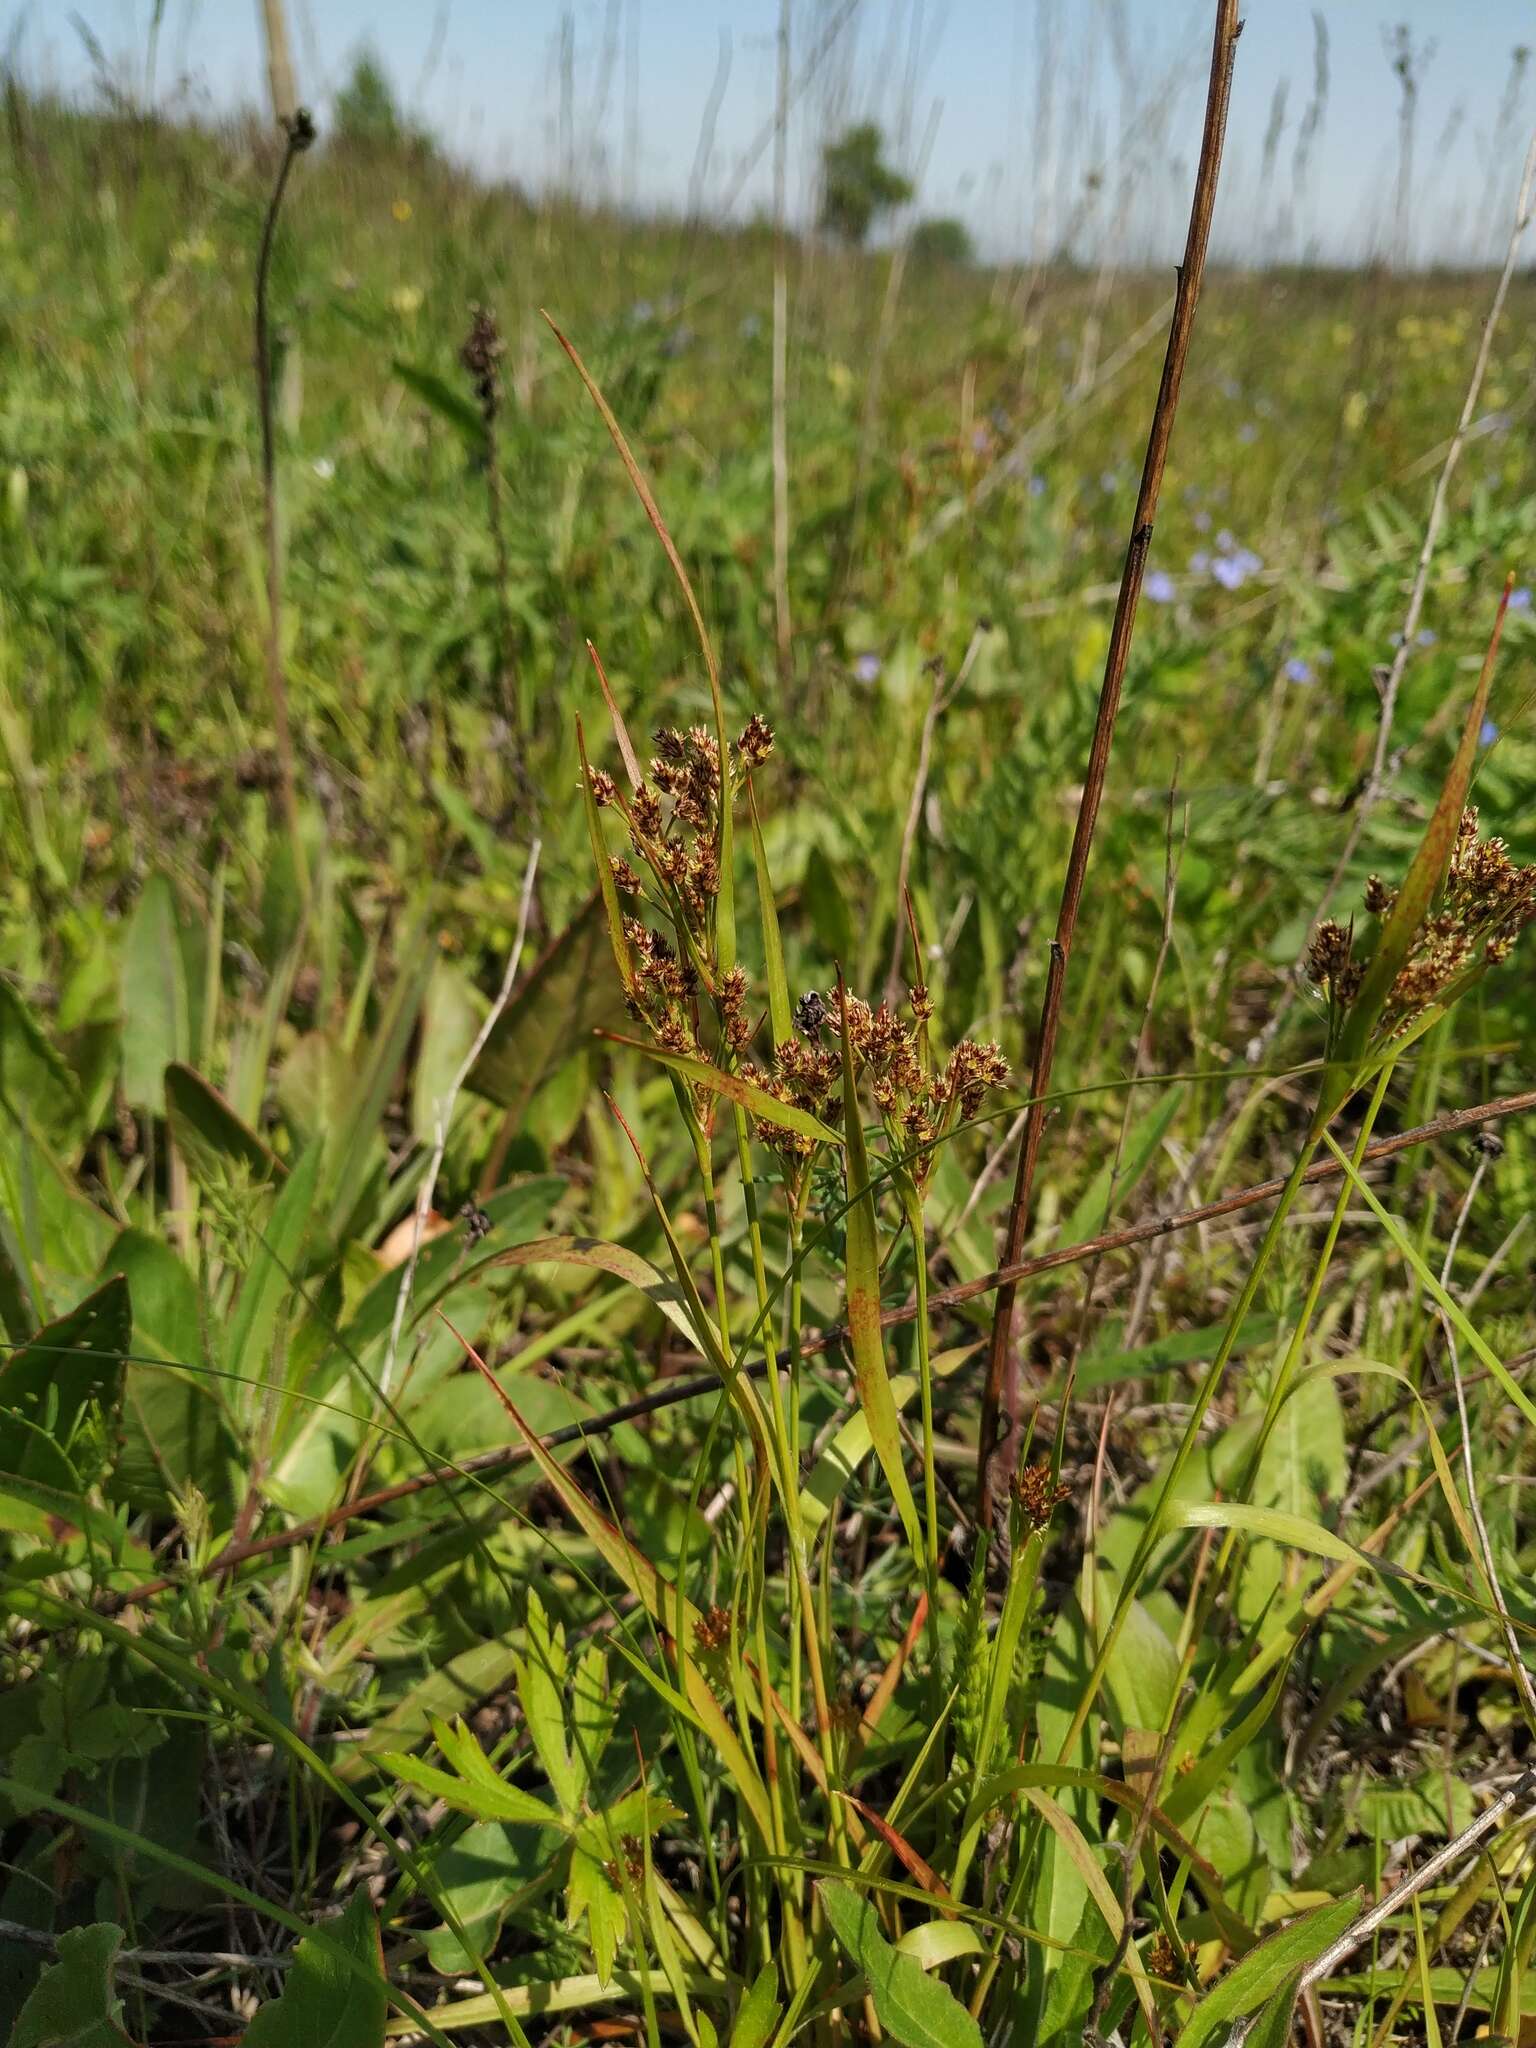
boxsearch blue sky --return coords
[24,2,1536,263]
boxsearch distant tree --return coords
[818,122,913,244]
[910,216,974,266]
[333,47,431,154]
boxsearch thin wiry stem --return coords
[254,107,314,896]
[978,0,1243,1529]
[100,1082,1536,1611]
[1224,1766,1536,2045]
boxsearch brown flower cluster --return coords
[459,304,504,420]
[587,706,1009,1170]
[1306,808,1536,1041]
[587,719,774,1062]
[1012,1458,1071,1532]
[743,987,1008,1171]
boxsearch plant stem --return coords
[978,0,1243,1528]
[253,107,313,898]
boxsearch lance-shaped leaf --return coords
[446,1338,775,1847]
[1171,1891,1361,2048]
[818,1881,983,2048]
[375,1713,565,1828]
[1330,579,1513,1097]
[838,983,921,1554]
[577,716,634,1000]
[587,640,644,790]
[600,1033,841,1147]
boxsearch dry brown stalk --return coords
[977,0,1244,1529]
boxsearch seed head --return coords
[1012,1458,1071,1532]
[459,304,505,418]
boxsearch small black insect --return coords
[794,990,828,1041]
[460,1201,493,1244]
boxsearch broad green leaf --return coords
[1015,1786,1160,2041]
[227,1142,322,1399]
[392,357,488,447]
[165,1060,284,1187]
[1173,1892,1360,2048]
[730,1965,782,2048]
[243,1889,387,2048]
[324,919,434,1236]
[12,1922,137,2047]
[839,994,920,1553]
[1243,1964,1306,2048]
[423,1819,559,1974]
[818,1882,983,2048]
[1168,1500,1385,1573]
[1357,1767,1474,1842]
[120,874,188,1116]
[0,1276,129,1485]
[0,978,85,1152]
[102,1228,230,1510]
[469,892,629,1113]
[605,1032,841,1146]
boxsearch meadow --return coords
[3,46,1536,2047]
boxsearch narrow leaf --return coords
[600,1032,841,1146]
[818,1881,983,2048]
[1172,1892,1361,2048]
[838,984,921,1552]
[242,1889,388,2048]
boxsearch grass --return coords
[3,72,1536,2047]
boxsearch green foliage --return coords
[332,48,431,157]
[2,77,1535,2048]
[910,216,975,266]
[819,122,914,243]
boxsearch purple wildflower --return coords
[853,652,882,683]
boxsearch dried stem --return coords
[1225,1765,1536,2045]
[254,106,314,897]
[770,0,792,688]
[978,0,1243,1528]
[100,1081,1535,1611]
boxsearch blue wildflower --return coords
[1145,569,1176,604]
[853,652,882,683]
[1510,586,1531,611]
[1415,628,1437,648]
[1028,473,1047,498]
[1284,656,1314,684]
[1480,717,1499,746]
